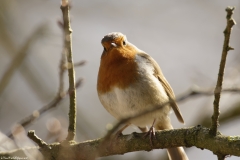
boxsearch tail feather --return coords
[167,147,189,160]
[154,118,189,160]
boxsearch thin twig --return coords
[27,130,49,148]
[74,60,86,67]
[61,0,77,141]
[210,6,236,136]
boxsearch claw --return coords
[143,119,156,147]
[144,125,156,146]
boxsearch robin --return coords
[97,32,188,160]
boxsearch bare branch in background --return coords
[6,78,83,139]
[0,24,47,97]
[74,60,86,67]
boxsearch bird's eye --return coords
[103,47,107,51]
[123,40,126,46]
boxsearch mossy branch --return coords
[1,126,240,160]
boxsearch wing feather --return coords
[138,52,184,123]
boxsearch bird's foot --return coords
[143,125,156,147]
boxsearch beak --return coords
[111,42,117,47]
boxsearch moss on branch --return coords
[1,126,240,160]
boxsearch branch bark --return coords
[61,0,77,141]
[1,126,240,160]
[27,130,48,148]
[210,6,236,136]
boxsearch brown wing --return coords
[138,53,184,123]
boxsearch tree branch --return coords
[210,6,236,136]
[27,130,48,148]
[1,126,240,160]
[61,0,77,141]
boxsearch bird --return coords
[97,32,188,160]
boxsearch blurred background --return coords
[0,0,240,159]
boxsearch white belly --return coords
[98,55,171,127]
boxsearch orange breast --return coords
[97,46,138,94]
